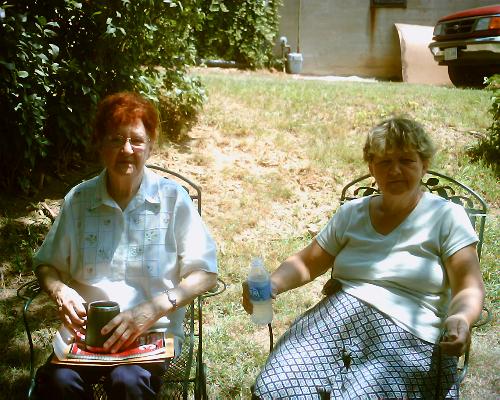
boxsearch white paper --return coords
[52,325,74,361]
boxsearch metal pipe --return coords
[198,59,249,69]
[297,0,301,53]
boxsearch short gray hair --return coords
[363,117,436,162]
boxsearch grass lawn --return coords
[0,68,498,399]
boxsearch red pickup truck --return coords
[429,5,500,87]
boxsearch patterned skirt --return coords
[253,290,459,399]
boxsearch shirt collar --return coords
[90,166,161,210]
[139,166,161,205]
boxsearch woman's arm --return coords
[271,240,336,295]
[242,239,335,314]
[162,270,218,311]
[441,243,485,356]
[103,270,217,353]
[35,264,87,334]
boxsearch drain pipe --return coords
[280,36,291,72]
[286,0,303,74]
[297,0,301,53]
[197,59,250,69]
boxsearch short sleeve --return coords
[315,200,355,256]
[439,202,478,261]
[32,197,73,274]
[172,187,217,278]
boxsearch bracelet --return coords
[163,288,177,310]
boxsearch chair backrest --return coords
[146,165,202,215]
[339,170,488,259]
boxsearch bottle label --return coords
[248,279,272,302]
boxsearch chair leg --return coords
[194,362,207,400]
[201,363,207,400]
[28,377,37,400]
[92,382,107,400]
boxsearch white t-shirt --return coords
[316,192,478,343]
[34,167,218,347]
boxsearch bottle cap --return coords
[251,257,264,267]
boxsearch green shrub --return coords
[158,73,206,141]
[0,0,283,192]
[0,0,204,192]
[195,0,282,69]
[467,74,500,176]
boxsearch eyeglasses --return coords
[104,135,150,150]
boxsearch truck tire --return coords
[448,65,495,88]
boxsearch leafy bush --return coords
[0,0,283,192]
[467,74,500,176]
[158,72,206,140]
[0,0,204,192]
[195,0,282,69]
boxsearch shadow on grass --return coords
[0,161,102,284]
[0,288,59,400]
[0,161,104,399]
[0,219,50,280]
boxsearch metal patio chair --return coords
[337,169,491,383]
[17,165,225,399]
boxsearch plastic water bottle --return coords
[247,257,273,325]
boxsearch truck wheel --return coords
[447,65,491,88]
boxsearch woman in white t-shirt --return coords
[242,117,484,399]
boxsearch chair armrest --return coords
[17,279,45,398]
[473,306,492,328]
[17,279,42,302]
[201,277,226,299]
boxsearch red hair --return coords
[93,92,159,142]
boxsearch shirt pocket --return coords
[78,208,117,281]
[147,210,174,249]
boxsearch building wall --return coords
[277,0,496,79]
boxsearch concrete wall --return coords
[277,0,497,79]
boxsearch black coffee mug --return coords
[85,300,120,352]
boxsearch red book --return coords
[52,326,174,365]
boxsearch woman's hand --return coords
[101,270,217,353]
[241,281,278,315]
[54,284,87,335]
[101,301,161,353]
[440,314,470,356]
[241,240,334,314]
[36,264,87,335]
[241,281,252,314]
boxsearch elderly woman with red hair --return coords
[34,92,218,399]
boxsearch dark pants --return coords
[36,361,169,400]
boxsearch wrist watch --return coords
[164,288,177,310]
